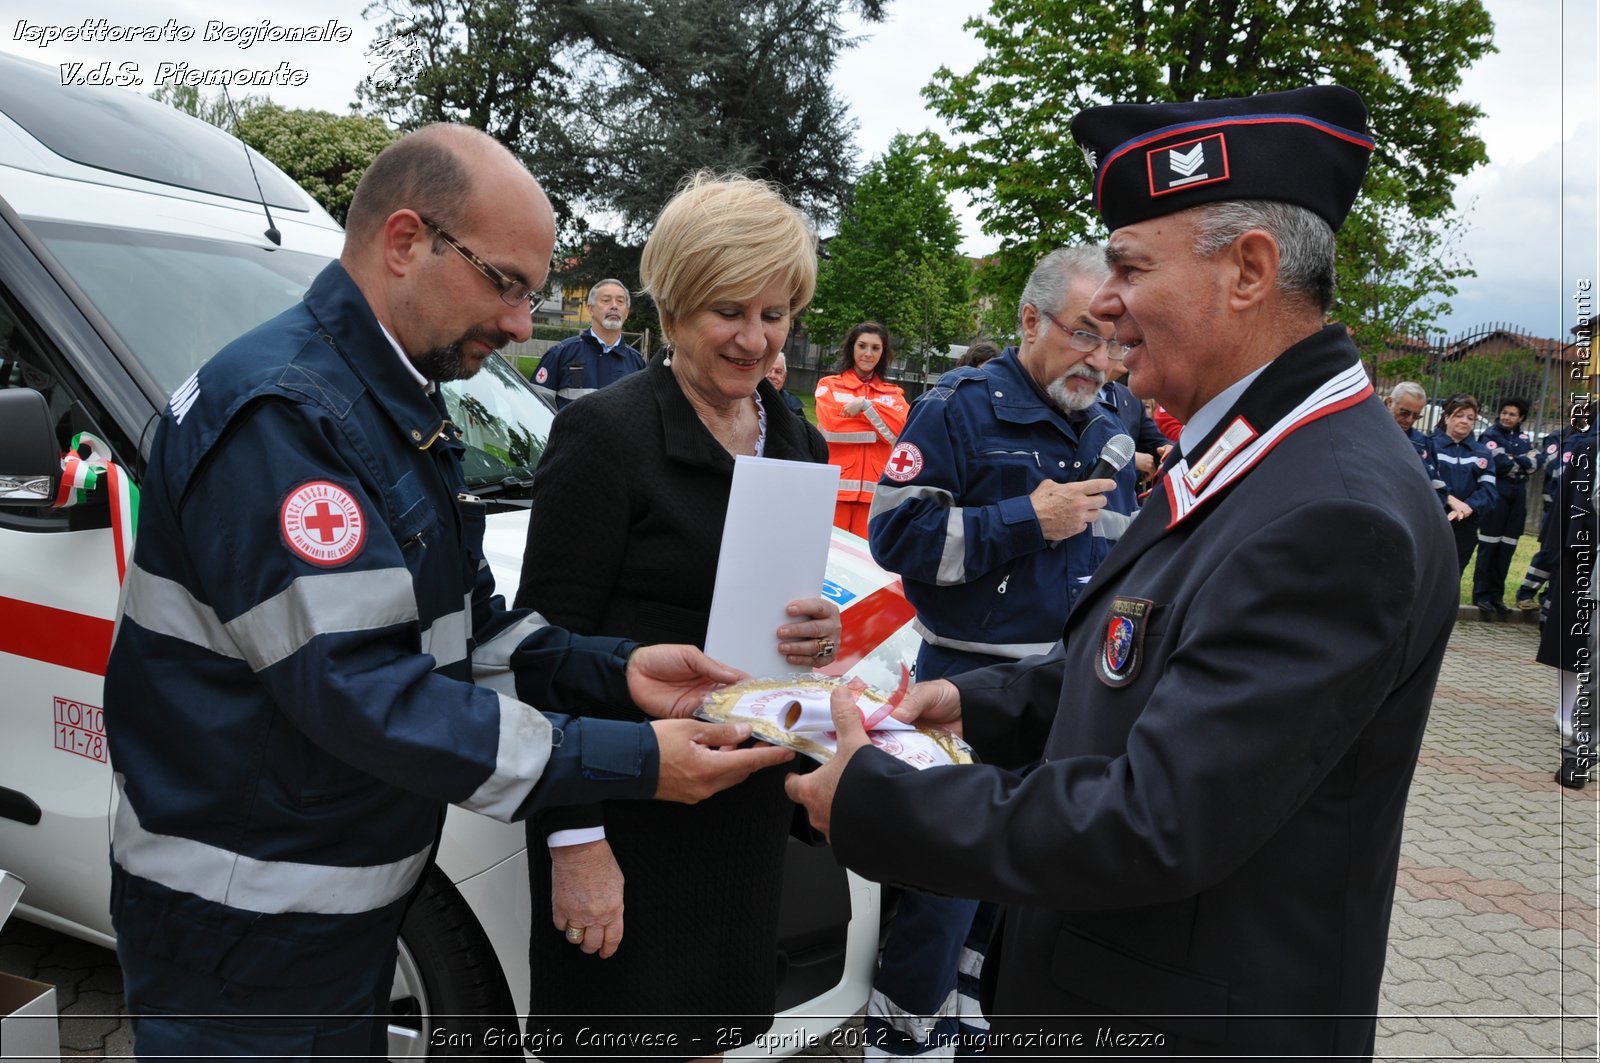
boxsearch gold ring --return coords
[814,637,836,661]
[565,926,585,942]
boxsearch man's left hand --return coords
[626,645,747,718]
[784,686,873,842]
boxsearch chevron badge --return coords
[1169,143,1206,177]
[1147,133,1229,197]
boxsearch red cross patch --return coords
[884,442,924,482]
[535,367,549,384]
[281,481,367,567]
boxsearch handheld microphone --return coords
[1086,433,1136,483]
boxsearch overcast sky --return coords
[2,0,1593,342]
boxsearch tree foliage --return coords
[359,0,886,297]
[812,135,973,372]
[922,0,1494,346]
[234,106,397,224]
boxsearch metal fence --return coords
[1366,321,1584,533]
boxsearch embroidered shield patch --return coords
[1097,596,1154,687]
[281,480,367,567]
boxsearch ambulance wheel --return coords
[387,867,518,1059]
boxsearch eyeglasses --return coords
[1392,407,1422,423]
[1040,310,1132,361]
[420,216,536,307]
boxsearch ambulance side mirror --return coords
[0,388,62,507]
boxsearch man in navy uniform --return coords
[1386,380,1447,503]
[530,278,645,408]
[1472,396,1537,617]
[104,125,791,1059]
[790,86,1457,1058]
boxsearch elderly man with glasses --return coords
[860,245,1139,1058]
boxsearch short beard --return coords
[600,313,625,330]
[413,327,510,382]
[1046,367,1104,413]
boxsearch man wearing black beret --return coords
[790,86,1458,1057]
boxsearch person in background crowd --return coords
[513,172,841,1061]
[1386,381,1447,503]
[816,321,909,536]
[766,351,807,418]
[1472,397,1537,619]
[101,126,788,1059]
[1432,392,1499,575]
[1516,403,1591,611]
[790,83,1458,1058]
[1152,402,1184,441]
[1099,355,1171,483]
[1540,412,1595,787]
[530,278,646,408]
[863,245,1139,1058]
[956,340,1000,369]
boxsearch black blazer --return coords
[830,326,1458,1057]
[516,349,828,658]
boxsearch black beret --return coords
[1071,86,1373,232]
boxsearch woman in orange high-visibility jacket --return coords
[815,321,908,537]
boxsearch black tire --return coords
[387,866,520,1060]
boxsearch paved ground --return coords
[3,618,1596,1060]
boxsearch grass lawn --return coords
[1460,533,1540,606]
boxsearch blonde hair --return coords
[640,172,817,344]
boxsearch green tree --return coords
[359,0,886,294]
[923,0,1494,345]
[812,135,972,375]
[232,106,397,224]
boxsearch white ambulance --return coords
[0,51,919,1058]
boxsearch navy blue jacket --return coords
[1480,421,1536,494]
[530,328,645,408]
[1432,428,1499,518]
[105,263,659,987]
[866,350,1138,664]
[1098,379,1169,458]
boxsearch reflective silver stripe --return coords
[120,561,242,659]
[837,479,877,495]
[936,508,966,585]
[112,778,429,916]
[472,610,552,691]
[1525,565,1551,580]
[1430,478,1447,490]
[458,692,555,822]
[1477,534,1519,546]
[420,601,470,669]
[913,618,1053,660]
[228,568,418,672]
[557,386,595,401]
[870,482,954,515]
[1093,510,1133,541]
[862,403,896,444]
[822,429,878,444]
[867,986,955,1043]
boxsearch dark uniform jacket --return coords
[831,325,1458,1057]
[105,263,658,989]
[530,328,645,408]
[867,352,1139,670]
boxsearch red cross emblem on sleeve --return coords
[281,480,367,567]
[885,442,924,482]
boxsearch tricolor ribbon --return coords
[51,432,139,584]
